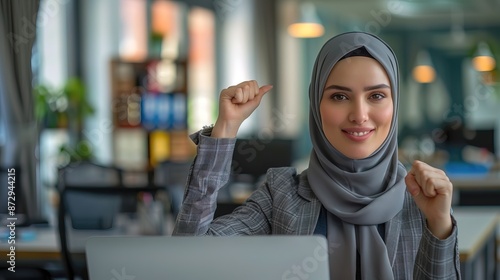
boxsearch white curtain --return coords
[0,0,41,220]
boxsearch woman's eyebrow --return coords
[324,85,352,92]
[324,84,390,92]
[364,84,390,91]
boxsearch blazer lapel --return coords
[294,198,322,235]
[385,209,402,267]
[296,170,322,235]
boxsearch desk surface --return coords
[453,207,499,262]
[450,172,500,189]
[0,227,60,260]
[0,214,175,260]
[0,226,146,260]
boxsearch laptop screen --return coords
[86,235,329,280]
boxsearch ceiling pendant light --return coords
[412,50,436,84]
[472,41,496,72]
[288,2,324,38]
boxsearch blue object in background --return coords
[444,161,490,178]
[157,93,170,129]
[141,92,158,130]
[170,93,186,130]
[0,228,37,242]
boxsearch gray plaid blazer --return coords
[173,130,461,279]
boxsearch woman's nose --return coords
[348,101,369,124]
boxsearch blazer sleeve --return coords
[172,128,235,235]
[413,215,461,279]
[172,128,273,236]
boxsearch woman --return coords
[173,32,460,279]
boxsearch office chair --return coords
[57,161,164,280]
[56,161,123,279]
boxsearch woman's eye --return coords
[330,94,347,101]
[370,93,385,100]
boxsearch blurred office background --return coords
[0,0,500,278]
[2,0,500,228]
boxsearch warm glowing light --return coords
[288,3,324,38]
[472,41,496,72]
[288,23,324,38]
[412,65,436,84]
[152,1,176,36]
[412,50,436,83]
[472,56,496,72]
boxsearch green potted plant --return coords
[34,77,95,163]
[34,83,68,128]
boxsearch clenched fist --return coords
[212,80,273,138]
[405,160,453,239]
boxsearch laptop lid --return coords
[86,235,330,280]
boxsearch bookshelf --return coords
[109,58,195,172]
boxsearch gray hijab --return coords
[307,32,407,279]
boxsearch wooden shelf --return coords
[109,58,194,171]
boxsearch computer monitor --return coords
[440,122,497,160]
[464,129,495,155]
[231,138,294,181]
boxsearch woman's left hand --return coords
[405,160,453,239]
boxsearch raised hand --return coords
[405,160,453,239]
[211,80,273,138]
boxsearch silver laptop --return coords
[86,235,330,280]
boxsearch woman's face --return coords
[320,56,393,159]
